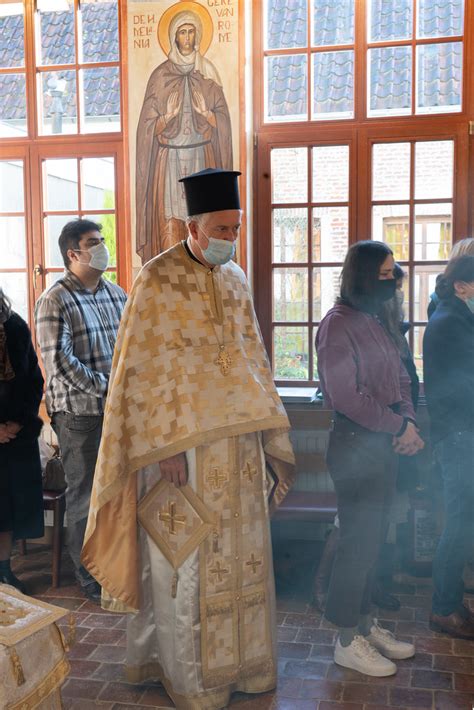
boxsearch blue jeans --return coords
[432,430,474,616]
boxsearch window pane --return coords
[313,207,348,262]
[0,73,27,137]
[83,213,116,267]
[368,46,411,116]
[265,0,307,49]
[313,266,341,320]
[372,143,410,201]
[273,208,308,263]
[414,268,441,320]
[0,272,28,322]
[416,42,462,114]
[0,216,26,267]
[372,204,410,261]
[0,160,24,212]
[81,67,121,133]
[37,0,75,66]
[45,214,78,267]
[273,268,308,321]
[0,4,25,68]
[274,326,309,380]
[43,159,78,211]
[312,51,354,119]
[312,145,349,202]
[265,55,307,122]
[81,158,115,210]
[414,204,452,260]
[39,70,77,135]
[412,325,425,379]
[80,0,119,62]
[415,141,453,199]
[369,0,412,42]
[313,0,354,45]
[272,148,307,203]
[45,271,64,289]
[417,0,464,38]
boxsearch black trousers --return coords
[325,415,396,629]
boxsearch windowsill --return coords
[276,387,320,404]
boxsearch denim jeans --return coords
[324,416,396,628]
[432,430,474,616]
[51,412,103,587]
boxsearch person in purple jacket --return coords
[316,241,424,677]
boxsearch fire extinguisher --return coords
[406,484,440,576]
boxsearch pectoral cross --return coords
[246,553,262,574]
[243,461,258,483]
[210,560,229,583]
[216,345,232,376]
[159,502,186,535]
[206,467,227,491]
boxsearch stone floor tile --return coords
[272,700,318,709]
[276,676,303,697]
[295,628,336,644]
[398,595,432,609]
[341,682,388,705]
[278,641,312,660]
[282,660,329,679]
[299,679,343,701]
[398,652,433,669]
[81,613,122,629]
[453,639,474,657]
[412,669,453,690]
[309,644,335,660]
[89,644,127,663]
[115,615,128,630]
[92,663,127,681]
[139,684,175,707]
[454,674,474,693]
[433,655,473,673]
[434,690,474,710]
[377,606,415,621]
[318,703,363,710]
[389,687,434,707]
[67,642,99,660]
[64,701,114,709]
[83,628,125,645]
[98,681,147,703]
[278,626,299,642]
[62,678,105,700]
[397,621,434,637]
[416,637,453,655]
[68,658,101,678]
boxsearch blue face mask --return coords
[202,235,236,265]
[466,297,474,313]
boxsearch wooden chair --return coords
[19,489,66,588]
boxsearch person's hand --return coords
[393,421,424,456]
[165,91,181,122]
[191,89,208,117]
[0,423,16,444]
[160,453,188,487]
[5,421,22,436]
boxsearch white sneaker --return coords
[367,619,415,660]
[334,635,397,677]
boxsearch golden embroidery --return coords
[9,656,70,710]
[159,502,186,535]
[215,345,232,376]
[206,467,227,491]
[243,461,258,483]
[209,560,229,583]
[243,591,266,609]
[246,553,262,574]
[0,599,28,626]
[205,601,234,617]
[9,648,25,686]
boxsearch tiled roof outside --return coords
[0,3,119,123]
[266,0,462,118]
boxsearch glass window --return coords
[265,55,308,122]
[265,0,307,50]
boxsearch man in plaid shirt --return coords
[35,219,126,602]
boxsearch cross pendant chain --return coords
[216,345,232,376]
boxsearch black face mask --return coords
[374,279,397,302]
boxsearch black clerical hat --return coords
[179,168,241,216]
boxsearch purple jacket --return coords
[316,304,415,435]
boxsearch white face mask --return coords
[75,242,110,272]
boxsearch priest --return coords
[82,169,295,710]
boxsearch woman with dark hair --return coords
[424,255,474,639]
[316,241,424,676]
[0,289,44,592]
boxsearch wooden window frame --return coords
[253,1,474,386]
[0,0,131,334]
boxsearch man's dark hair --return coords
[58,219,102,267]
[339,240,394,310]
[436,255,474,300]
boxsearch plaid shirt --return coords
[35,271,127,416]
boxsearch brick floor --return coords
[11,543,474,709]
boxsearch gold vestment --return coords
[82,243,295,709]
